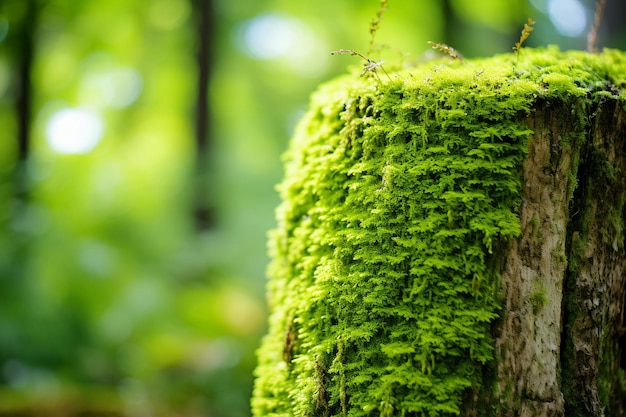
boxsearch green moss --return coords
[530,282,548,314]
[252,47,626,417]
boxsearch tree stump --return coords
[252,47,626,417]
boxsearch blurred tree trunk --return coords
[1,0,37,268]
[192,0,216,231]
[0,0,37,386]
[441,0,463,49]
[10,0,37,206]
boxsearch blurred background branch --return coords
[0,0,623,416]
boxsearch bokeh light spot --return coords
[239,13,301,60]
[103,67,143,108]
[78,53,143,109]
[548,0,587,37]
[236,13,328,77]
[192,338,241,371]
[46,108,104,154]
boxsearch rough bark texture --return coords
[562,93,626,417]
[494,96,626,417]
[495,101,573,416]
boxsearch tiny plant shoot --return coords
[329,49,391,81]
[330,0,391,84]
[427,41,463,62]
[513,18,536,61]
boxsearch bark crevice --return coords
[561,96,626,417]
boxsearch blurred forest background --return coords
[0,0,624,416]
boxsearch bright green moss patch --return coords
[253,47,626,417]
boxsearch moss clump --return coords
[252,47,626,417]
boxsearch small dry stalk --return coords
[427,41,463,62]
[513,18,536,59]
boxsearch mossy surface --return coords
[252,47,626,417]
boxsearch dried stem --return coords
[368,0,388,55]
[427,41,463,62]
[513,18,536,62]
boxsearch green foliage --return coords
[0,1,266,415]
[530,282,548,314]
[253,47,626,417]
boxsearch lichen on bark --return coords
[252,47,626,417]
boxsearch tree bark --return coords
[561,93,626,416]
[494,100,572,416]
[494,97,626,416]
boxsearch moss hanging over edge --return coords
[252,47,626,417]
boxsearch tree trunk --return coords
[252,48,626,417]
[495,94,626,416]
[191,0,216,231]
[8,0,37,205]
